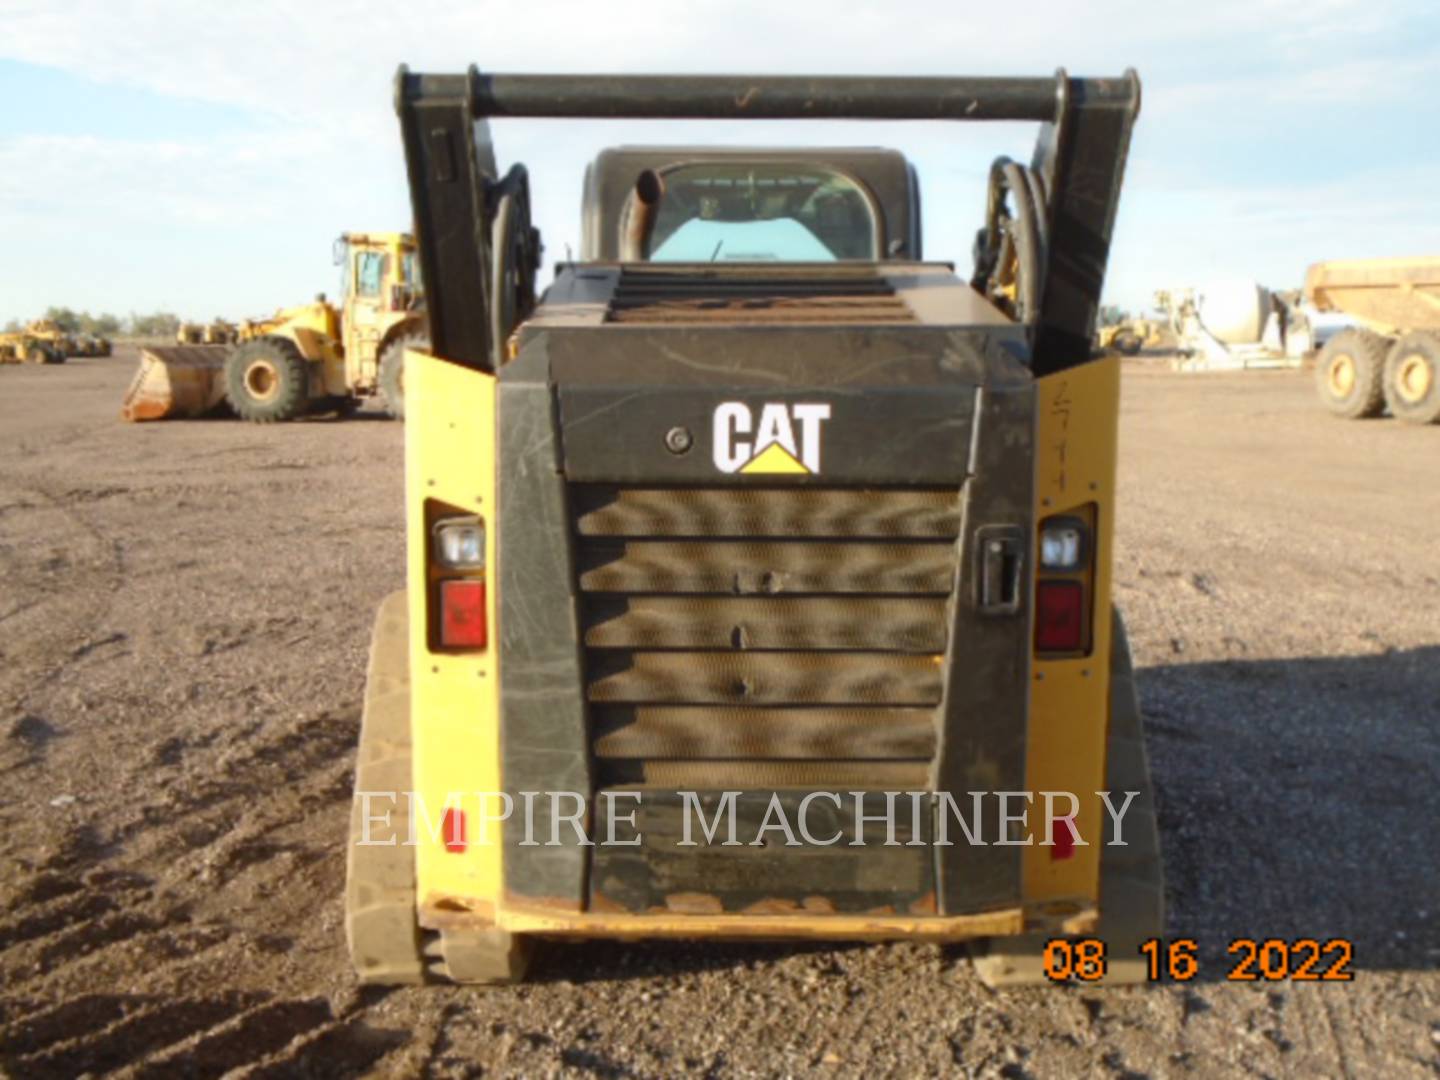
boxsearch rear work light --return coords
[1039,516,1088,572]
[439,578,487,649]
[434,516,486,570]
[1035,580,1084,653]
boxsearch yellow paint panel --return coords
[405,350,504,918]
[1025,355,1120,907]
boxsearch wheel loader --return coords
[0,329,62,364]
[1096,318,1158,357]
[25,319,76,360]
[120,232,427,422]
[1307,257,1440,424]
[346,66,1159,989]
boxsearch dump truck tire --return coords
[1383,331,1440,425]
[1315,328,1387,419]
[345,591,532,986]
[378,328,427,420]
[970,607,1164,988]
[226,337,309,422]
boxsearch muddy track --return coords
[0,353,1437,1078]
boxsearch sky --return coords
[1,0,1437,323]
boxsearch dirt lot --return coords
[1,349,1437,1078]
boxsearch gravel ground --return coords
[1,349,1437,1078]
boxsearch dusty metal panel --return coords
[585,651,945,707]
[934,382,1037,914]
[525,264,1011,332]
[577,539,957,595]
[559,385,977,485]
[591,706,938,761]
[582,595,950,651]
[589,791,937,915]
[544,322,1028,487]
[496,341,591,909]
[542,321,1029,386]
[572,486,962,539]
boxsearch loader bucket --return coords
[120,346,230,421]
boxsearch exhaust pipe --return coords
[621,169,664,261]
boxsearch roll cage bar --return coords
[394,67,1141,377]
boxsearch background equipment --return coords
[120,232,427,422]
[1306,257,1440,424]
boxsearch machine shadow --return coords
[1139,645,1440,978]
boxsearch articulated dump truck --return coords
[1306,257,1440,424]
[346,67,1158,989]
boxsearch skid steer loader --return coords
[120,232,427,422]
[346,67,1158,989]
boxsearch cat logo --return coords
[712,402,831,475]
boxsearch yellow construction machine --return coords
[73,333,113,357]
[343,67,1158,990]
[121,231,427,422]
[1307,257,1440,424]
[1096,318,1159,356]
[0,329,63,364]
[25,319,77,360]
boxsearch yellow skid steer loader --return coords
[346,66,1158,989]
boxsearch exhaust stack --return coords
[620,169,665,262]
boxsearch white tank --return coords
[1196,280,1271,345]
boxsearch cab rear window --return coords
[645,163,878,262]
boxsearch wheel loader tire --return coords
[377,328,427,420]
[971,607,1165,988]
[26,345,49,364]
[1382,331,1440,425]
[1315,328,1387,419]
[225,337,309,422]
[1112,330,1143,356]
[345,591,531,986]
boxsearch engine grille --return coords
[605,267,916,325]
[572,485,961,790]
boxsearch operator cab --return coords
[580,147,923,263]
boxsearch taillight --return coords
[430,510,488,652]
[439,578,487,649]
[1034,506,1095,656]
[1050,817,1077,861]
[1035,580,1084,652]
[442,807,468,853]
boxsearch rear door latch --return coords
[974,525,1025,615]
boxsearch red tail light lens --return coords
[1035,580,1084,652]
[439,578,487,649]
[1050,817,1077,861]
[442,807,468,853]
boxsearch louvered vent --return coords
[572,485,960,790]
